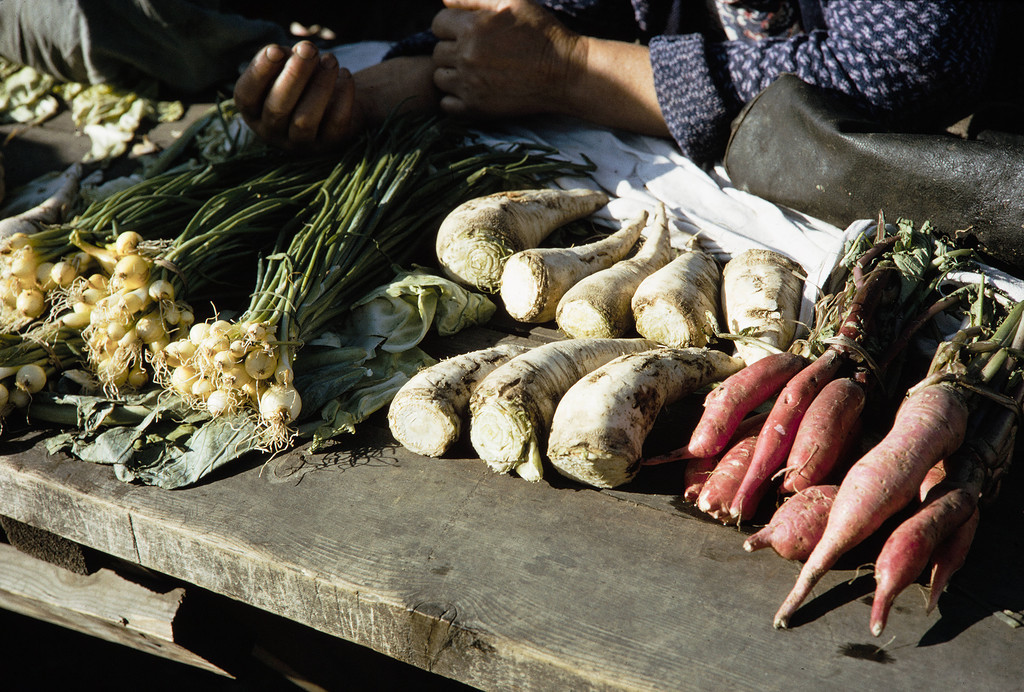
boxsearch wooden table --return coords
[2,102,1023,692]
[2,354,1023,691]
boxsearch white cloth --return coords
[330,41,1024,331]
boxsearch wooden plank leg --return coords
[0,540,232,677]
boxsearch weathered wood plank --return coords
[1,425,1021,692]
[0,541,230,676]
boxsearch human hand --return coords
[430,0,585,119]
[233,41,360,151]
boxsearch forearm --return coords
[353,55,441,126]
[561,37,670,138]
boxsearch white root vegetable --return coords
[631,242,721,347]
[547,347,744,488]
[388,343,531,457]
[499,212,646,323]
[0,163,83,244]
[555,204,672,339]
[721,248,805,364]
[436,188,609,292]
[469,337,657,480]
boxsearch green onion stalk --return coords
[57,157,337,395]
[0,324,86,420]
[160,112,595,447]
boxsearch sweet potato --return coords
[743,485,838,561]
[781,377,866,493]
[686,351,808,459]
[729,348,844,521]
[682,455,718,502]
[927,507,979,613]
[696,413,768,523]
[773,381,971,629]
[869,481,979,636]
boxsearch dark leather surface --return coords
[724,74,1024,273]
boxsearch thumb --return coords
[443,0,507,10]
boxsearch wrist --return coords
[556,33,591,120]
[354,56,440,126]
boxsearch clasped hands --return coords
[233,0,583,151]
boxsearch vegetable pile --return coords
[4,90,1020,638]
[410,193,1022,635]
[0,109,597,486]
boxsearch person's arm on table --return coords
[233,41,438,151]
[430,0,670,138]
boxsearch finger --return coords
[433,66,459,96]
[431,40,459,68]
[431,7,475,40]
[288,52,340,145]
[260,41,321,136]
[233,44,289,121]
[317,67,357,145]
[443,0,505,10]
[439,93,470,118]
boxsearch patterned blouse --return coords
[390,1,1001,163]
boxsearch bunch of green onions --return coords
[158,113,594,447]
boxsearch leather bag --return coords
[724,74,1024,273]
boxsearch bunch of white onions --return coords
[156,317,300,449]
[58,230,196,394]
[0,230,93,332]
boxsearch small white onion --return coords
[135,315,167,344]
[191,377,215,400]
[244,348,277,380]
[114,231,143,256]
[206,388,233,417]
[50,260,77,288]
[127,366,149,389]
[112,254,150,291]
[61,310,91,330]
[15,363,46,394]
[10,248,37,280]
[35,262,56,291]
[170,365,198,394]
[9,387,30,408]
[188,321,210,344]
[208,319,232,336]
[16,288,46,319]
[148,279,175,302]
[259,384,302,425]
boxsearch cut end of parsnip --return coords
[556,299,619,339]
[388,396,459,458]
[549,449,636,489]
[634,299,712,348]
[437,232,515,293]
[499,253,548,322]
[469,399,534,474]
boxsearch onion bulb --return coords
[148,279,175,302]
[259,384,302,425]
[50,261,77,288]
[245,348,278,380]
[15,363,46,394]
[35,262,56,291]
[9,387,30,408]
[170,365,198,394]
[206,388,233,417]
[114,231,143,256]
[16,288,46,319]
[112,254,150,291]
[127,366,149,389]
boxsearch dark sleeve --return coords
[652,0,1002,163]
